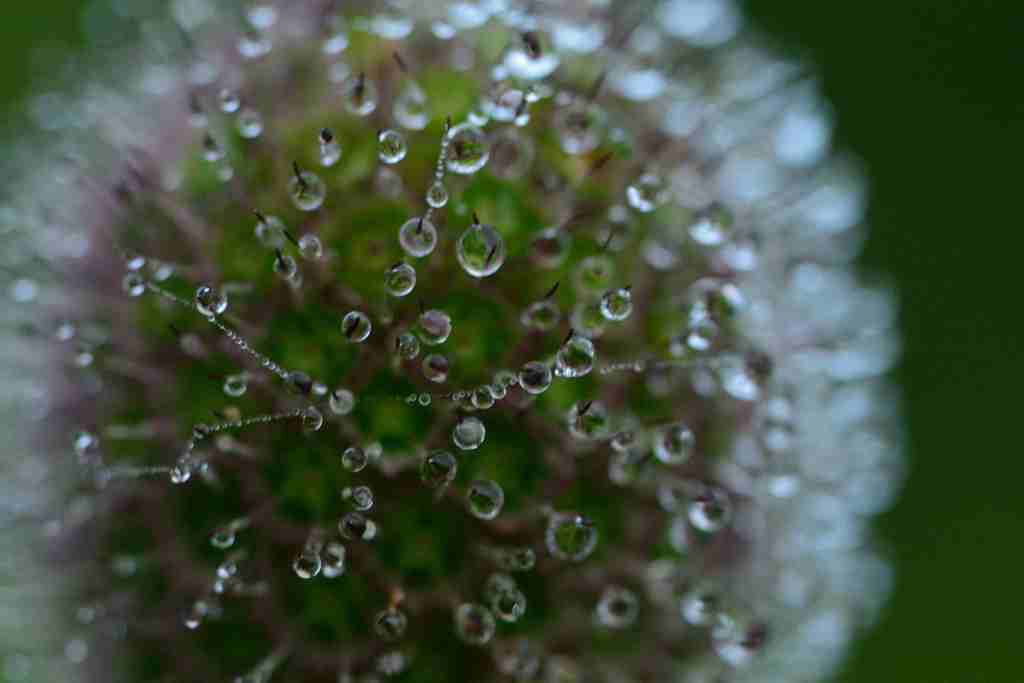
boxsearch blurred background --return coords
[1,1,1019,680]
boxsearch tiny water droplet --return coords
[453,416,486,450]
[456,222,505,278]
[301,406,324,433]
[417,309,452,345]
[210,525,236,549]
[298,234,323,261]
[688,486,732,533]
[341,73,378,116]
[195,285,228,317]
[446,123,489,174]
[343,485,374,511]
[529,227,571,269]
[319,128,342,166]
[554,100,606,155]
[485,573,526,622]
[342,311,372,343]
[575,255,615,294]
[653,423,695,466]
[122,273,145,297]
[471,386,495,410]
[254,214,287,248]
[236,109,263,138]
[626,172,670,213]
[521,300,561,331]
[288,168,326,211]
[377,129,408,164]
[422,353,450,383]
[293,549,322,579]
[329,388,355,415]
[223,373,248,397]
[600,287,633,321]
[518,361,552,395]
[596,586,639,628]
[546,513,598,562]
[374,607,408,641]
[680,584,720,626]
[467,479,504,519]
[338,511,375,541]
[341,446,367,472]
[421,450,457,487]
[394,82,429,130]
[566,399,610,440]
[395,332,421,360]
[495,546,536,572]
[321,542,346,578]
[425,181,449,208]
[384,262,416,297]
[398,217,438,258]
[555,335,596,378]
[454,603,496,645]
[218,88,240,113]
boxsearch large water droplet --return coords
[289,168,326,211]
[518,361,552,394]
[466,479,504,519]
[555,334,596,378]
[341,446,368,472]
[546,513,598,562]
[384,262,416,297]
[398,216,438,258]
[454,603,496,645]
[341,73,378,116]
[456,222,506,278]
[292,550,322,579]
[377,129,407,164]
[338,511,374,540]
[342,311,372,343]
[446,123,489,174]
[453,416,486,450]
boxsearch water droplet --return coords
[504,46,560,80]
[395,332,421,360]
[546,513,598,562]
[255,214,287,248]
[422,353,450,383]
[453,416,486,450]
[555,334,596,378]
[426,181,449,208]
[341,446,368,472]
[292,550,322,579]
[489,128,535,180]
[384,262,416,297]
[566,400,610,440]
[680,584,720,626]
[319,128,341,166]
[223,373,248,397]
[122,273,145,297]
[394,82,429,130]
[73,430,99,460]
[421,450,457,487]
[329,388,355,415]
[471,386,495,410]
[338,511,375,541]
[600,287,633,321]
[417,309,452,345]
[456,222,506,278]
[418,392,432,406]
[195,285,228,317]
[495,638,542,681]
[570,301,607,339]
[237,109,263,138]
[377,129,407,164]
[529,227,571,269]
[595,586,639,628]
[711,613,768,667]
[610,430,637,454]
[626,172,670,213]
[374,607,408,641]
[467,479,504,519]
[485,88,528,122]
[342,311,372,343]
[495,546,536,572]
[518,361,552,394]
[341,73,378,116]
[521,300,561,331]
[445,123,489,174]
[301,406,324,433]
[343,485,374,511]
[688,486,732,533]
[454,603,496,645]
[288,168,326,211]
[321,542,346,578]
[689,205,733,247]
[202,133,225,162]
[485,573,526,622]
[218,88,240,113]
[398,216,438,258]
[210,525,236,549]
[298,234,323,261]
[554,100,606,155]
[575,255,615,294]
[653,423,695,466]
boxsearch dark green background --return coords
[2,2,1019,680]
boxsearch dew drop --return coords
[328,388,354,416]
[338,511,374,541]
[394,82,429,130]
[453,416,486,451]
[374,607,408,641]
[596,586,639,629]
[689,205,732,247]
[122,273,145,297]
[688,486,732,533]
[298,234,323,261]
[680,584,720,626]
[398,216,438,258]
[471,386,495,410]
[210,525,236,549]
[422,353,450,383]
[195,285,228,317]
[319,128,341,167]
[342,311,372,343]
[485,573,526,622]
[518,361,552,395]
[711,614,768,667]
[395,332,421,360]
[377,129,408,164]
[495,547,536,572]
[426,180,449,208]
[341,73,378,116]
[73,430,99,460]
[238,30,272,59]
[292,550,322,579]
[321,542,346,578]
[600,287,633,321]
[237,109,264,138]
[466,479,504,520]
[504,46,560,80]
[529,227,571,269]
[653,423,695,466]
[218,88,240,113]
[489,128,536,180]
[566,400,610,441]
[343,485,374,512]
[254,214,287,248]
[420,450,457,488]
[570,301,607,339]
[341,446,368,472]
[485,88,527,123]
[417,309,452,345]
[521,300,561,331]
[554,100,606,155]
[454,603,496,645]
[202,133,225,162]
[575,255,615,294]
[223,373,248,397]
[626,172,670,213]
[555,334,596,378]
[287,168,325,212]
[301,406,324,433]
[418,392,432,406]
[456,222,506,278]
[445,123,489,174]
[384,262,416,297]
[546,513,598,562]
